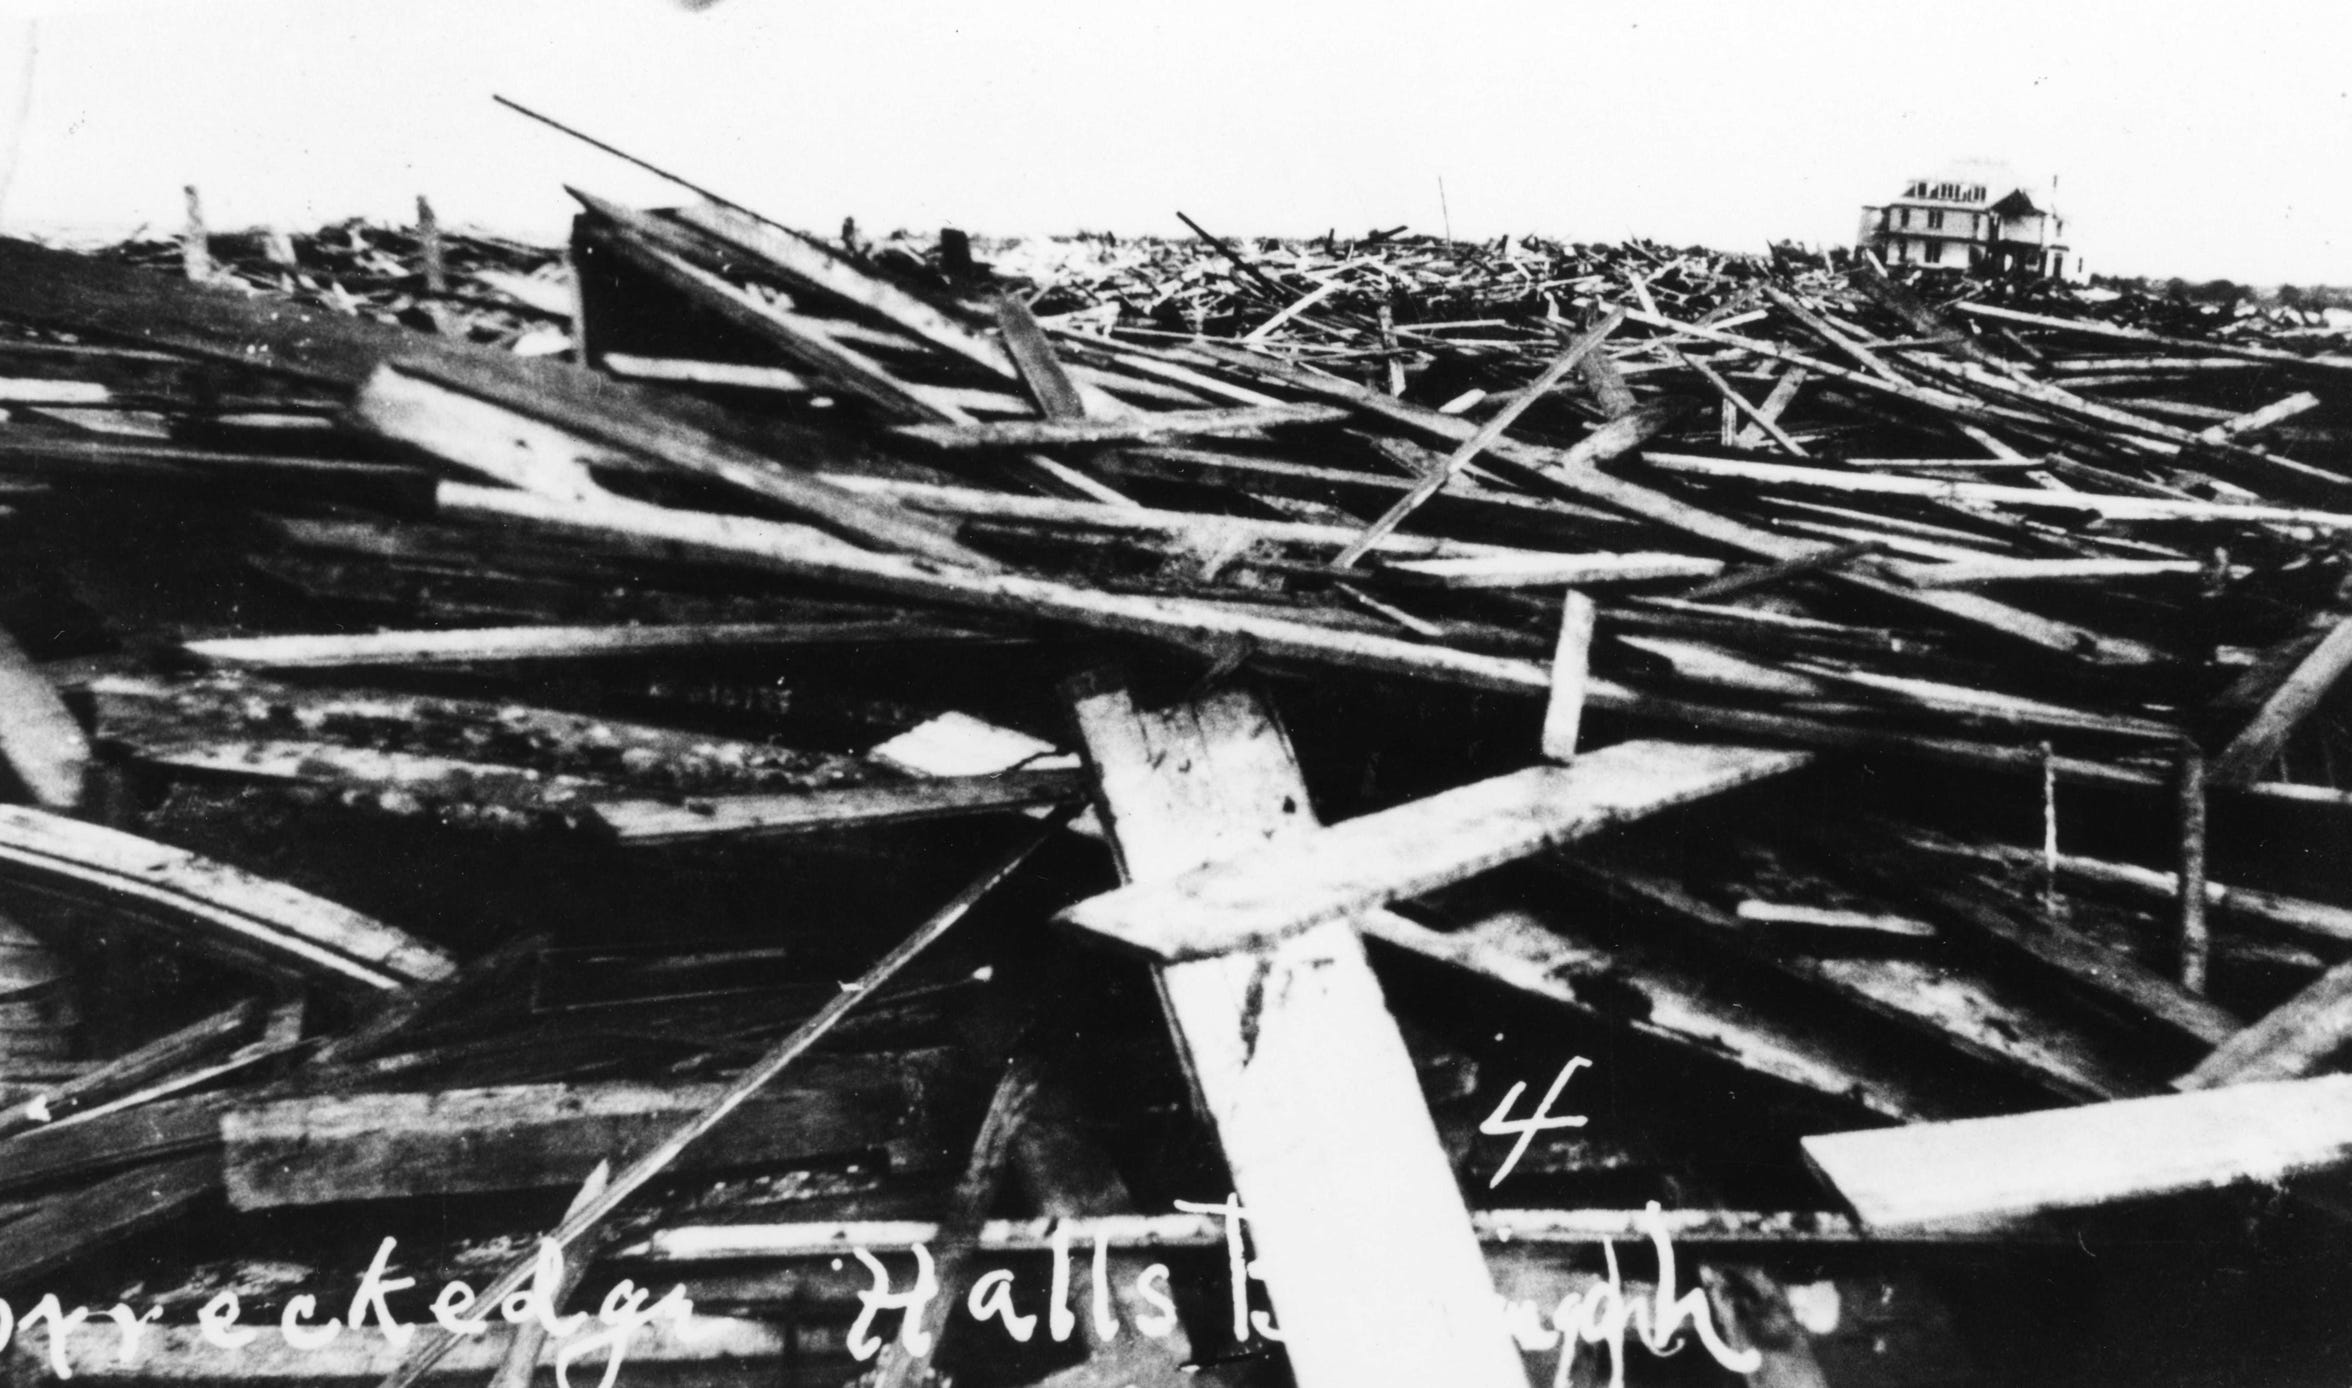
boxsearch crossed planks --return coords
[1061,739,1810,962]
[1060,672,1808,1386]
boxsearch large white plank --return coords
[1061,739,1810,961]
[1804,1076,2352,1228]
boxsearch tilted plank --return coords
[0,806,453,993]
[1068,675,1524,1388]
[1060,740,1810,961]
[0,627,89,811]
[1804,1077,2352,1228]
[588,769,1084,845]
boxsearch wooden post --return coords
[415,195,447,295]
[1541,590,1595,763]
[2040,742,2060,921]
[2176,740,2211,994]
[180,185,211,283]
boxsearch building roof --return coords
[1890,159,2059,215]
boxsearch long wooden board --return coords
[1067,674,1525,1388]
[1060,740,1809,961]
[225,1055,950,1209]
[1804,1077,2352,1228]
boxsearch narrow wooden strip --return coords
[1953,301,2352,374]
[1804,1077,2352,1228]
[1643,451,2352,527]
[589,769,1083,844]
[1902,557,2211,586]
[0,1000,257,1139]
[1060,740,1809,961]
[186,619,968,669]
[1382,551,1722,588]
[890,402,1350,449]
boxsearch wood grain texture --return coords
[1804,1076,2352,1227]
[1060,740,1809,961]
[1068,674,1525,1388]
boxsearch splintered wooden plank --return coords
[587,769,1084,844]
[0,627,89,812]
[224,1057,949,1209]
[2212,615,2352,786]
[186,619,972,669]
[0,1153,218,1286]
[2176,958,2352,1090]
[1541,591,1596,761]
[1060,740,1809,961]
[1068,674,1525,1388]
[1380,551,1722,587]
[0,806,453,993]
[1804,1077,2352,1228]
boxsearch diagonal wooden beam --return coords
[1061,739,1811,962]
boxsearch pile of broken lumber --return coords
[0,190,2345,1387]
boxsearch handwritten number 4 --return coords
[1479,1056,1591,1188]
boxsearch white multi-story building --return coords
[1858,160,2080,280]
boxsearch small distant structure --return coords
[1858,160,2081,280]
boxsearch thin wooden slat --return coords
[1641,452,2352,528]
[186,619,982,669]
[588,769,1084,844]
[1381,552,1722,587]
[890,402,1350,449]
[1061,739,1809,962]
[0,1153,218,1286]
[1953,301,2352,375]
[1804,1077,2352,1228]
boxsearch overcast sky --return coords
[0,0,2344,285]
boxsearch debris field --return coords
[0,182,2345,1387]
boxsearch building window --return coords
[1927,210,1945,230]
[1898,208,1910,228]
[1929,241,1946,265]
